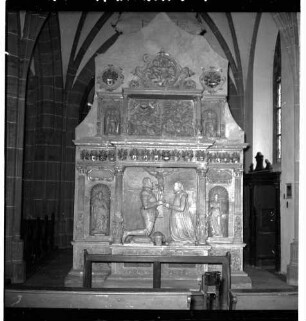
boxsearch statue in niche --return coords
[90,185,110,235]
[208,187,229,238]
[122,177,163,243]
[163,181,196,244]
[104,109,120,135]
[207,194,222,237]
[202,109,218,137]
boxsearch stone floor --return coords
[5,249,298,312]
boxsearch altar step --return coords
[96,277,298,310]
[20,249,298,310]
[230,289,298,310]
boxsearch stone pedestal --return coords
[287,240,298,286]
[65,241,111,287]
[112,244,210,277]
[208,242,252,289]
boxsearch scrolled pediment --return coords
[129,49,196,90]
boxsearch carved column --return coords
[233,168,243,242]
[196,166,209,244]
[112,165,125,243]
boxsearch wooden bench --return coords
[83,250,237,310]
[5,288,192,310]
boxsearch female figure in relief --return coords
[163,181,196,244]
[91,191,109,234]
[208,194,222,237]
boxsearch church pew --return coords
[83,250,236,310]
[5,288,192,310]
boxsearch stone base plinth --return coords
[231,271,252,289]
[65,240,111,287]
[287,241,298,286]
[110,244,211,280]
[65,242,252,289]
[65,269,110,288]
[207,242,252,289]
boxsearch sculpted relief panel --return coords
[122,167,197,244]
[127,99,195,137]
[162,100,194,137]
[128,99,161,136]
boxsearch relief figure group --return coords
[122,178,197,245]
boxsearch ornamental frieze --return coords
[129,49,196,90]
[87,168,115,182]
[207,152,240,164]
[234,216,242,240]
[207,169,232,185]
[116,148,207,162]
[76,164,115,181]
[80,149,116,162]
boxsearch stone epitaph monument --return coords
[65,13,251,289]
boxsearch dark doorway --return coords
[243,171,281,271]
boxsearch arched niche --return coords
[208,186,229,237]
[90,184,111,236]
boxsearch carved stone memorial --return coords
[65,13,251,289]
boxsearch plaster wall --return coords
[208,13,235,62]
[279,46,295,273]
[231,13,256,89]
[253,12,278,163]
[253,13,296,273]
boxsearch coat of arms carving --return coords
[200,67,226,94]
[97,64,124,91]
[129,49,196,90]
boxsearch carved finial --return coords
[254,152,264,171]
[265,159,273,171]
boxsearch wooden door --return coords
[253,184,280,269]
[243,171,281,271]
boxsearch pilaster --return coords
[196,166,209,244]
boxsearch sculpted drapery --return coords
[165,182,196,244]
